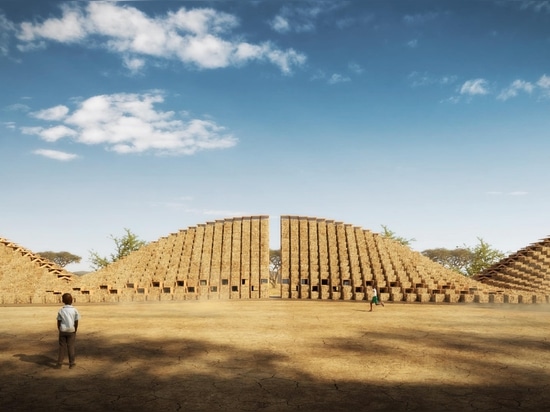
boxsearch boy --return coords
[56,293,80,369]
[369,287,385,312]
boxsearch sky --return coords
[1,0,549,272]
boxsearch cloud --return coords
[31,105,70,121]
[537,74,550,98]
[5,103,31,112]
[269,1,347,34]
[310,70,352,85]
[15,3,306,74]
[408,71,457,87]
[406,39,419,48]
[270,15,291,33]
[0,12,16,56]
[328,73,351,85]
[18,5,88,43]
[537,74,550,88]
[22,92,238,155]
[33,149,79,161]
[517,0,550,13]
[460,79,489,96]
[348,62,364,74]
[497,79,534,101]
[269,4,321,33]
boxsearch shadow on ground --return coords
[2,325,549,412]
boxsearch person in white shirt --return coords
[369,286,385,312]
[56,293,80,369]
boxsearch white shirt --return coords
[57,305,80,332]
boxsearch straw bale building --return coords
[1,216,549,304]
[280,216,549,304]
[0,237,73,304]
[73,216,270,302]
[473,236,550,302]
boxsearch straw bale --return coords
[431,293,445,303]
[405,293,417,302]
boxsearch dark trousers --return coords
[58,332,76,365]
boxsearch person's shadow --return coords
[14,353,57,368]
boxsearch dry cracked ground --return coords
[1,300,549,411]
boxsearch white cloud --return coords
[348,62,364,74]
[497,79,534,101]
[269,2,347,34]
[460,79,489,96]
[406,39,419,48]
[18,5,88,43]
[537,74,550,88]
[518,0,550,13]
[21,126,44,135]
[328,73,351,85]
[23,92,238,155]
[33,149,79,161]
[265,47,306,75]
[31,105,69,121]
[123,56,146,73]
[269,5,320,33]
[40,125,78,142]
[5,103,31,112]
[440,96,461,104]
[270,15,291,33]
[15,3,305,74]
[537,74,550,98]
[310,70,352,85]
[408,71,457,87]
[0,12,16,56]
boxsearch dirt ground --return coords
[1,299,549,412]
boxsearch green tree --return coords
[89,228,147,270]
[269,249,281,286]
[37,251,81,267]
[380,225,416,247]
[421,248,473,274]
[465,237,505,277]
[422,238,504,277]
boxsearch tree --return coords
[269,249,281,286]
[421,248,473,274]
[422,238,504,277]
[37,251,81,267]
[465,237,505,277]
[89,228,147,270]
[380,225,416,247]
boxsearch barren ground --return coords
[1,300,549,411]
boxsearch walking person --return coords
[369,286,385,311]
[56,293,80,369]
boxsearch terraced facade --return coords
[474,236,550,298]
[0,237,73,304]
[280,216,549,304]
[1,216,549,304]
[75,216,270,302]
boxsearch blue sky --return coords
[1,0,549,272]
